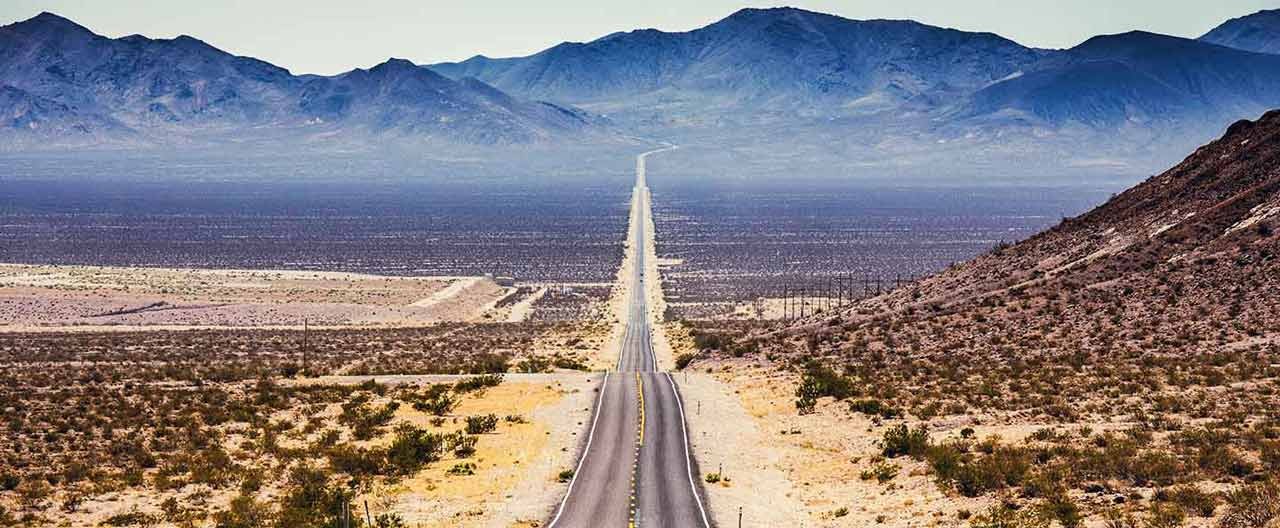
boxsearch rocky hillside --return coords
[872,108,1280,337]
[694,111,1280,527]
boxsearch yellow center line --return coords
[636,372,645,446]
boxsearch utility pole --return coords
[302,318,309,376]
[739,506,743,528]
[783,285,790,322]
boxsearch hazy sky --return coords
[2,1,1275,75]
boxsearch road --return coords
[549,146,712,528]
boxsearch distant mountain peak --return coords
[1200,8,1280,54]
[378,57,417,68]
[7,11,93,36]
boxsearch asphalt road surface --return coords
[549,147,711,528]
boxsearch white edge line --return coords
[547,371,610,528]
[666,372,712,528]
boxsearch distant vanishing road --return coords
[548,146,712,528]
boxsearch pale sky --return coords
[2,1,1275,75]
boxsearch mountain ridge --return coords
[1199,8,1280,54]
[0,12,599,148]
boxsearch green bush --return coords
[212,493,275,528]
[1162,484,1216,517]
[802,363,857,401]
[675,353,696,370]
[1038,494,1082,528]
[447,462,476,476]
[446,431,478,458]
[0,473,18,492]
[327,444,386,479]
[850,399,902,419]
[860,462,900,484]
[517,357,551,373]
[881,424,930,459]
[968,503,1049,528]
[339,394,400,441]
[465,414,499,435]
[102,508,160,527]
[385,424,444,476]
[454,374,504,394]
[276,464,353,528]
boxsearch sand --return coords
[0,263,509,331]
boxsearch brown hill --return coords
[840,109,1280,356]
[698,111,1280,523]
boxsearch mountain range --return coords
[0,12,596,148]
[433,8,1280,132]
[3,7,1280,161]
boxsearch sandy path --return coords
[409,277,482,307]
[505,287,547,323]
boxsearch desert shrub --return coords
[446,432,477,458]
[213,492,275,528]
[860,462,900,484]
[692,332,725,351]
[414,394,456,416]
[102,508,160,526]
[327,444,386,479]
[557,469,575,482]
[385,424,444,476]
[802,363,857,400]
[1038,494,1083,528]
[795,376,819,415]
[1218,479,1279,528]
[675,353,696,370]
[462,353,510,374]
[0,473,18,491]
[339,395,400,441]
[373,513,407,528]
[849,399,902,419]
[969,503,1049,528]
[16,479,52,510]
[447,462,476,476]
[1144,503,1186,528]
[454,374,503,394]
[465,414,499,435]
[881,424,930,459]
[517,356,551,373]
[1130,450,1182,487]
[1162,484,1217,517]
[552,356,589,371]
[276,464,353,528]
[1260,441,1280,470]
